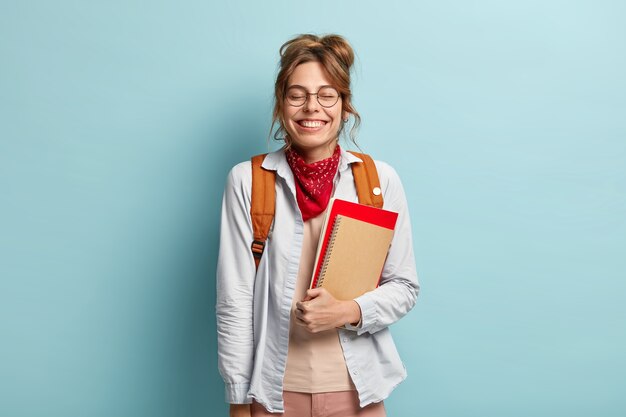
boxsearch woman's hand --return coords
[295,288,361,333]
[230,404,251,417]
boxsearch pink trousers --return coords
[251,390,386,417]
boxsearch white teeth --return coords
[299,120,326,128]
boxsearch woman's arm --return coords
[229,404,251,417]
[294,162,419,335]
[348,162,420,335]
[216,163,256,404]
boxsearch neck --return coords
[291,142,338,164]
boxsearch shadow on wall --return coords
[176,88,273,416]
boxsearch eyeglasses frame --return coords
[284,85,341,108]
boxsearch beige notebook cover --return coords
[314,214,394,300]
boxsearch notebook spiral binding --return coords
[317,216,343,287]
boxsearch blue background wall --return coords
[1,1,625,416]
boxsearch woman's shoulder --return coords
[346,150,400,182]
[371,159,402,185]
[368,158,408,207]
[221,160,254,205]
[225,160,252,186]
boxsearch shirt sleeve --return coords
[349,162,420,335]
[215,163,256,404]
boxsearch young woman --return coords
[216,34,420,417]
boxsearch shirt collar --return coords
[261,146,362,179]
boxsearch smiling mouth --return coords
[297,120,328,128]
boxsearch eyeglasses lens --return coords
[286,87,339,108]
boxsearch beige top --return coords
[282,212,356,393]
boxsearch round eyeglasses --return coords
[285,86,340,108]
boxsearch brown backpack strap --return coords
[348,151,384,208]
[250,151,381,269]
[250,154,276,269]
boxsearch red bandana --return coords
[286,145,341,222]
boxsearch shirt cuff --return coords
[351,293,376,335]
[343,320,361,331]
[341,300,363,331]
[224,382,252,404]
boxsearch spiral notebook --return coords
[310,198,398,300]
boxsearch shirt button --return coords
[372,187,381,196]
[342,337,348,342]
[353,370,358,375]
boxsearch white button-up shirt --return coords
[216,148,420,413]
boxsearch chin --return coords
[291,136,332,148]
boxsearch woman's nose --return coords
[303,94,320,112]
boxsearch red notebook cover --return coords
[310,198,399,289]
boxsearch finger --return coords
[295,314,308,326]
[305,323,320,334]
[295,307,309,322]
[305,288,324,299]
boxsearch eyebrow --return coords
[287,84,334,91]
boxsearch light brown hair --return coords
[269,34,361,149]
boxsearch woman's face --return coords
[282,61,346,162]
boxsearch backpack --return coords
[250,151,383,269]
